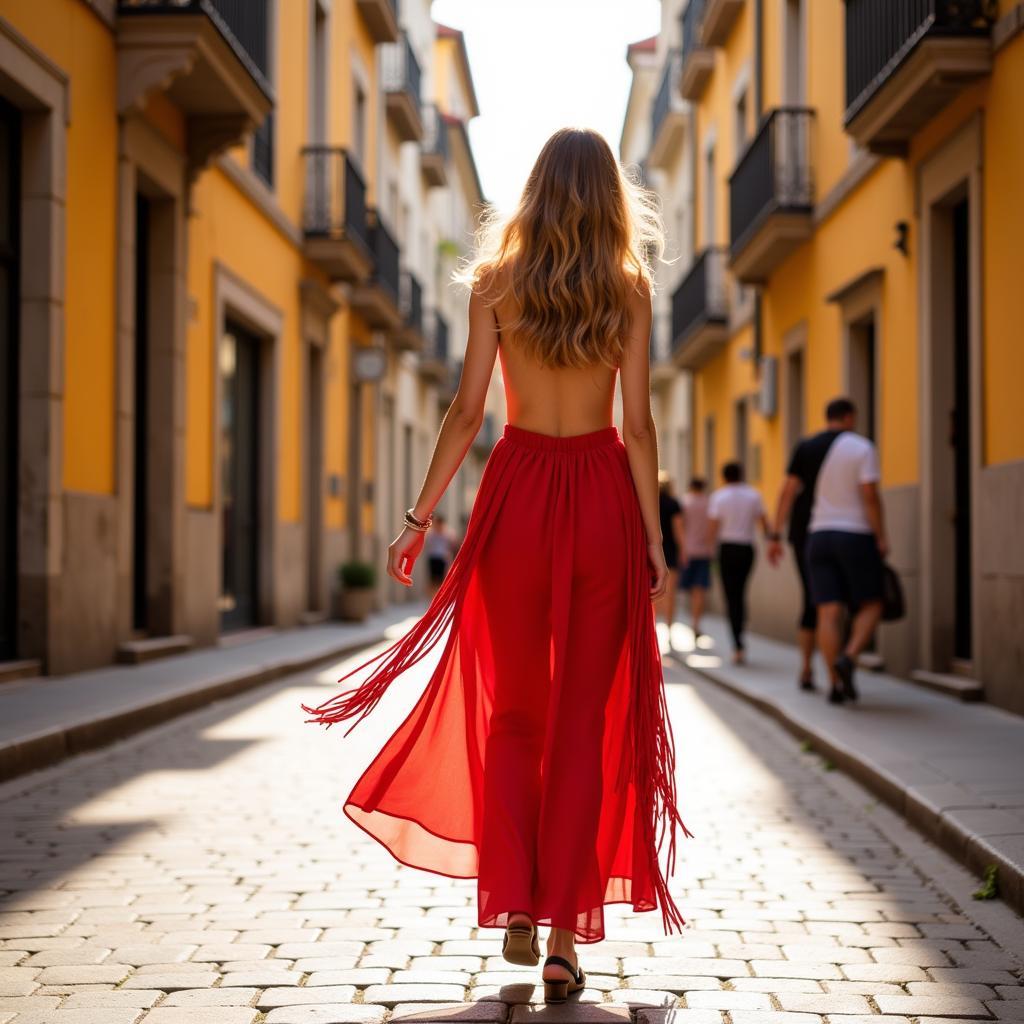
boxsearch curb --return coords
[683,658,1024,919]
[0,631,387,785]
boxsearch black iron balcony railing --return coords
[650,49,683,146]
[729,108,814,256]
[399,269,423,336]
[422,104,450,163]
[301,147,370,251]
[672,247,728,349]
[118,0,271,93]
[681,0,707,69]
[253,111,274,186]
[368,212,401,305]
[382,31,423,109]
[844,0,995,124]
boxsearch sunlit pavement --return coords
[1,625,1023,1023]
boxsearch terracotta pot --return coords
[333,586,375,622]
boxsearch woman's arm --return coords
[619,279,667,598]
[386,286,499,586]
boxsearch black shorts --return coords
[791,536,817,631]
[428,555,448,583]
[806,530,884,609]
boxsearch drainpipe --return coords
[753,0,764,371]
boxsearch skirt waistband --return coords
[502,423,620,453]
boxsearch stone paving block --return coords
[191,944,272,962]
[908,983,1000,999]
[619,957,748,978]
[121,971,220,989]
[509,1005,630,1023]
[21,947,111,967]
[222,958,297,972]
[155,931,240,946]
[873,945,955,967]
[293,957,362,972]
[931,968,1021,986]
[0,966,39,996]
[749,960,843,980]
[622,976,721,994]
[33,965,133,984]
[110,944,197,966]
[265,1007,389,1024]
[61,991,163,1008]
[361,984,468,1006]
[606,989,677,1007]
[161,988,260,1005]
[390,1003,507,1023]
[218,970,301,986]
[874,994,995,1017]
[728,1015,822,1024]
[634,1011,724,1024]
[995,986,1024,1000]
[777,994,873,1014]
[7,1012,145,1024]
[305,968,391,986]
[134,961,212,974]
[0,995,61,1013]
[840,962,931,983]
[275,942,365,960]
[257,986,360,1008]
[141,1010,260,1023]
[684,991,772,1010]
[231,929,321,945]
[728,977,823,993]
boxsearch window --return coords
[734,89,748,155]
[734,398,748,477]
[704,144,716,247]
[354,82,367,165]
[785,344,806,453]
[703,415,716,482]
[311,1,328,146]
[783,0,806,105]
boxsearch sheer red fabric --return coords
[302,423,692,943]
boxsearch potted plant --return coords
[333,559,377,622]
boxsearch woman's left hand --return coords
[648,541,668,600]
[387,527,426,587]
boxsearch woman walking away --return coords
[708,461,770,664]
[679,477,713,645]
[424,513,459,597]
[657,471,685,646]
[301,127,691,1003]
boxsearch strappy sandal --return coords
[501,917,540,966]
[542,954,586,1003]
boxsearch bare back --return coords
[491,294,618,437]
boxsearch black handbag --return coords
[881,562,905,622]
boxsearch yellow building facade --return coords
[633,0,1024,712]
[0,0,484,677]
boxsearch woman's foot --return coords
[543,929,578,982]
[732,648,746,665]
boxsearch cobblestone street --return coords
[1,636,1023,1024]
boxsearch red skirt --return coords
[302,423,692,943]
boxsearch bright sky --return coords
[430,0,661,214]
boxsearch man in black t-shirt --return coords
[656,471,685,646]
[767,403,849,690]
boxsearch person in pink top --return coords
[679,478,713,643]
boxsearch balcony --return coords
[700,0,745,47]
[116,0,273,172]
[381,32,423,142]
[728,108,815,284]
[420,104,450,187]
[393,269,425,350]
[356,0,399,44]
[419,309,451,383]
[679,0,715,100]
[671,248,729,369]
[301,148,373,283]
[844,0,995,154]
[349,210,402,330]
[649,51,688,170]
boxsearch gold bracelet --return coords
[404,508,433,532]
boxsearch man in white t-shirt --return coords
[804,397,889,704]
[708,461,770,664]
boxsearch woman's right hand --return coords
[648,541,668,600]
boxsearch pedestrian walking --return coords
[424,513,459,597]
[708,461,770,664]
[797,397,888,704]
[302,128,690,1002]
[656,471,685,642]
[767,404,855,691]
[679,477,713,644]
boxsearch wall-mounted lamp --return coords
[894,220,910,256]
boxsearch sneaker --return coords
[834,654,858,702]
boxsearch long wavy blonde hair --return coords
[453,127,665,370]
